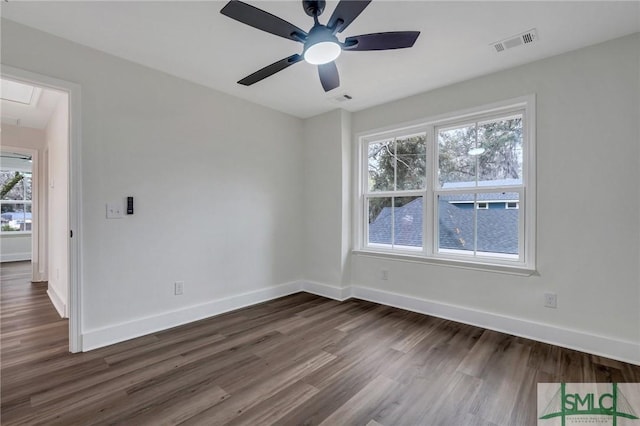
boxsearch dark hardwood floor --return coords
[2,260,639,425]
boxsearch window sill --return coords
[352,249,537,276]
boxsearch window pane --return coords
[438,124,476,187]
[438,192,519,258]
[368,141,394,192]
[1,203,30,232]
[393,197,422,248]
[1,171,24,200]
[368,197,392,246]
[396,134,427,190]
[438,194,475,254]
[0,169,32,201]
[477,116,523,186]
[476,192,519,256]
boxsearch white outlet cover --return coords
[544,292,558,308]
[106,202,123,219]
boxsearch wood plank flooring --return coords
[2,261,639,425]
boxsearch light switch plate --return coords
[106,202,124,219]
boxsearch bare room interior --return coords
[1,1,639,425]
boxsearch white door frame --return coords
[1,65,83,353]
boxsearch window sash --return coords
[432,188,525,262]
[435,112,524,190]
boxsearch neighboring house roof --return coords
[368,197,518,254]
[369,200,423,247]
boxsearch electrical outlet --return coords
[381,269,389,281]
[174,281,184,295]
[544,292,557,309]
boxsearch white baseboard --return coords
[302,280,351,301]
[47,286,66,318]
[82,280,303,351]
[349,285,640,366]
[1,252,31,262]
[79,278,640,365]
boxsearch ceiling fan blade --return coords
[327,0,372,34]
[343,31,420,51]
[221,1,307,42]
[318,61,340,92]
[238,54,303,86]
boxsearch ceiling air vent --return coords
[332,94,353,103]
[492,29,538,53]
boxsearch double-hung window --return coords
[357,96,535,273]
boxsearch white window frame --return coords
[354,95,536,275]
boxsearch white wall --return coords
[303,109,351,291]
[0,233,31,262]
[0,125,44,265]
[45,95,69,317]
[349,33,640,358]
[1,20,305,348]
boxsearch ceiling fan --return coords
[220,0,420,92]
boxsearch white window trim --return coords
[353,95,536,275]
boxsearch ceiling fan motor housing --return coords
[303,0,326,17]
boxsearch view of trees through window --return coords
[1,159,33,232]
[438,116,523,187]
[367,134,426,223]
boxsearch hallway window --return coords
[1,153,33,233]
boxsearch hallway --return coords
[1,261,69,410]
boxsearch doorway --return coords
[0,67,81,352]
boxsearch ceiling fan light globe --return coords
[304,41,341,65]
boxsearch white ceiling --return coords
[2,1,639,118]
[1,78,65,129]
